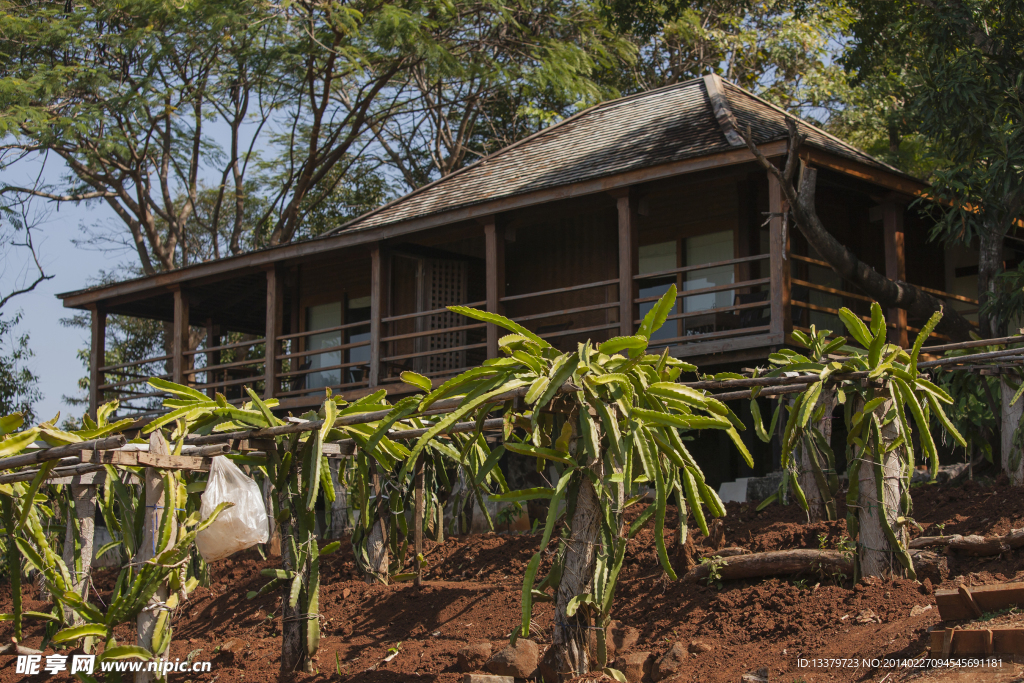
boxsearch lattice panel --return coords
[425,259,467,374]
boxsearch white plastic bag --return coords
[195,456,269,562]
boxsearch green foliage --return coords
[0,312,40,423]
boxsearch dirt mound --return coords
[2,479,1024,682]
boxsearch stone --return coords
[741,668,769,683]
[220,638,240,652]
[458,643,492,672]
[486,638,539,679]
[342,588,351,599]
[687,640,712,655]
[607,620,640,655]
[464,676,514,683]
[616,651,653,683]
[653,642,686,681]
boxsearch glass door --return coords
[306,302,342,391]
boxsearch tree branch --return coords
[741,120,976,343]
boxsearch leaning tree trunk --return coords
[1000,379,1024,486]
[62,483,97,625]
[552,476,603,678]
[853,396,909,579]
[796,388,837,522]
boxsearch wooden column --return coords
[882,201,909,347]
[484,218,505,358]
[369,244,390,387]
[615,190,639,337]
[205,318,218,399]
[768,173,791,338]
[264,266,284,399]
[171,288,190,385]
[137,433,177,682]
[89,306,106,418]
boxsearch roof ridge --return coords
[326,78,708,236]
[702,73,745,147]
[720,80,909,177]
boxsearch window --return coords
[345,296,371,384]
[638,241,678,341]
[683,231,734,313]
[306,302,342,390]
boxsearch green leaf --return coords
[489,488,555,502]
[148,377,210,402]
[400,371,432,392]
[598,336,648,356]
[838,307,872,348]
[637,284,677,340]
[53,623,108,643]
[503,441,575,466]
[448,306,550,348]
[99,646,156,662]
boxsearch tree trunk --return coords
[796,388,837,522]
[977,230,1004,339]
[854,396,909,579]
[62,484,97,625]
[1000,379,1024,485]
[136,447,176,683]
[682,549,852,583]
[276,448,303,673]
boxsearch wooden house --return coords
[59,75,977,453]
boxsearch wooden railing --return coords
[632,254,773,347]
[97,355,173,417]
[185,337,266,398]
[273,323,372,398]
[502,278,620,345]
[379,301,487,385]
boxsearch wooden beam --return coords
[483,219,505,359]
[59,143,788,311]
[800,147,927,199]
[264,266,284,399]
[89,306,106,418]
[768,173,791,337]
[172,288,190,385]
[615,190,639,337]
[882,201,909,347]
[80,449,216,471]
[369,244,389,387]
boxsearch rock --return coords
[342,588,351,599]
[910,604,933,617]
[741,668,769,682]
[653,642,686,681]
[615,651,653,683]
[220,638,240,652]
[458,643,493,672]
[687,640,712,654]
[607,620,640,655]
[538,644,559,683]
[464,676,514,683]
[486,639,539,678]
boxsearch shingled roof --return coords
[333,75,903,235]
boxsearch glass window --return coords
[684,231,734,313]
[345,296,372,385]
[306,302,342,390]
[638,241,678,341]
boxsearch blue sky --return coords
[3,193,124,422]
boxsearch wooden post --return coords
[414,458,425,587]
[484,219,505,359]
[1000,379,1024,486]
[89,307,106,419]
[369,244,389,387]
[205,318,218,399]
[137,433,177,683]
[615,190,639,337]
[171,288,190,386]
[61,480,98,627]
[882,201,909,347]
[265,266,283,399]
[768,173,791,338]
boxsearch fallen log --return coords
[682,549,852,584]
[910,530,1024,556]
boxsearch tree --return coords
[844,0,1024,337]
[0,312,41,422]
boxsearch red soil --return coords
[2,479,1024,682]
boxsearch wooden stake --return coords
[136,433,176,683]
[61,484,97,628]
[414,459,425,587]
